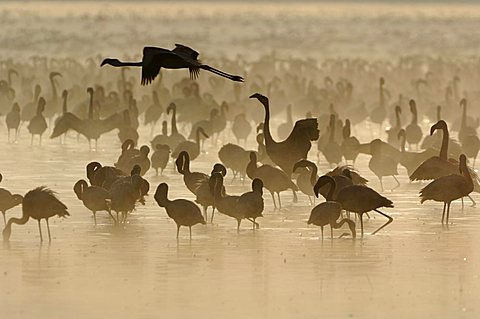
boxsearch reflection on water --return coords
[0,1,480,318]
[0,118,479,319]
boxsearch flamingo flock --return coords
[1,44,479,243]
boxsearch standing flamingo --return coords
[3,187,69,242]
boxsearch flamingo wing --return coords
[141,47,174,85]
[173,44,200,61]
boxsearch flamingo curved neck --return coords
[4,214,30,239]
[182,155,191,174]
[261,100,277,145]
[156,190,170,207]
[309,165,318,186]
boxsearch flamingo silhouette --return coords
[101,44,244,85]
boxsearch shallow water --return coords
[1,1,480,318]
[0,118,479,319]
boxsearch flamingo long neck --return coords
[395,109,401,127]
[155,189,170,207]
[379,83,385,108]
[399,133,406,152]
[331,218,356,238]
[461,162,474,188]
[308,164,318,186]
[331,218,348,229]
[461,102,467,130]
[50,76,58,101]
[183,154,191,174]
[118,61,143,67]
[262,100,277,145]
[343,122,351,139]
[4,214,30,238]
[170,108,178,134]
[195,129,203,147]
[439,127,449,160]
[33,88,40,103]
[88,91,94,120]
[62,94,68,114]
[411,106,418,125]
[329,120,335,143]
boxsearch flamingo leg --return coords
[392,175,400,191]
[93,211,97,226]
[330,226,334,239]
[360,214,364,237]
[371,209,394,235]
[446,202,451,224]
[210,206,215,224]
[321,226,324,241]
[176,224,180,239]
[270,191,277,210]
[247,218,259,229]
[45,219,51,242]
[278,193,282,209]
[237,219,241,233]
[189,226,192,240]
[468,195,476,207]
[379,177,384,192]
[441,202,446,224]
[2,212,5,225]
[107,211,117,224]
[38,219,43,242]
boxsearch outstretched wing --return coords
[173,44,200,61]
[141,47,174,85]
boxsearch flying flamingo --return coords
[101,44,244,85]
